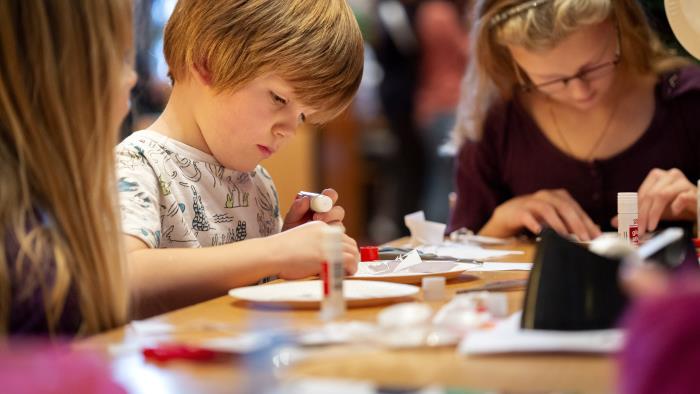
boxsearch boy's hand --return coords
[282,188,346,230]
[273,221,359,279]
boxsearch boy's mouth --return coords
[257,144,274,157]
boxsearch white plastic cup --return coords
[422,276,446,302]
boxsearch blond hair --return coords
[454,0,689,144]
[0,0,132,336]
[163,0,365,123]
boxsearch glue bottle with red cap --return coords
[618,192,639,246]
[320,225,346,321]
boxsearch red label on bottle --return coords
[630,225,639,246]
[321,261,329,295]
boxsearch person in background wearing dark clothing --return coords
[372,0,427,232]
[414,0,468,224]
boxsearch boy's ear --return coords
[191,62,213,86]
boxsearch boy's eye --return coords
[271,92,287,105]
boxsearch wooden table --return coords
[81,241,616,393]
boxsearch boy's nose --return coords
[272,124,296,139]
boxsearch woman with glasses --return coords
[448,0,700,240]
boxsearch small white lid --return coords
[310,194,333,213]
[617,192,638,214]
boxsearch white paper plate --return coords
[228,280,419,309]
[349,261,473,284]
[666,0,700,59]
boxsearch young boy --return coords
[117,0,364,316]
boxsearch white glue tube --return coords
[320,225,346,321]
[298,191,333,213]
[617,192,639,246]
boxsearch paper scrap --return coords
[459,312,624,355]
[404,211,447,246]
[420,242,524,261]
[355,257,469,277]
[393,249,423,272]
[466,262,533,272]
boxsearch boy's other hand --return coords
[274,221,359,279]
[282,188,345,230]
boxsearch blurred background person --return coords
[414,0,469,224]
[370,0,426,237]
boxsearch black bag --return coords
[521,228,628,330]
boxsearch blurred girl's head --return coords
[0,0,135,335]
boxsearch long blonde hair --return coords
[0,0,133,335]
[163,0,364,123]
[454,0,689,144]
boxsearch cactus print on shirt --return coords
[116,130,282,249]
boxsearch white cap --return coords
[310,194,333,213]
[617,192,638,214]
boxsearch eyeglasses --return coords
[527,58,619,94]
[518,30,621,95]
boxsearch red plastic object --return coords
[143,344,218,362]
[360,246,379,262]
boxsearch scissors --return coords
[377,246,482,265]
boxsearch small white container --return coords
[617,192,639,246]
[422,276,446,302]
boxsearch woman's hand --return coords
[282,188,346,230]
[480,188,601,240]
[631,168,696,235]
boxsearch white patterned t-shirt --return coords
[116,130,282,249]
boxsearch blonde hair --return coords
[454,0,690,144]
[164,0,365,123]
[0,0,132,336]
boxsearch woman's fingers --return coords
[550,190,599,240]
[526,198,569,235]
[638,169,694,233]
[527,190,597,240]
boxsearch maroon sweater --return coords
[449,66,700,234]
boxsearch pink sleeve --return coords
[0,345,126,393]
